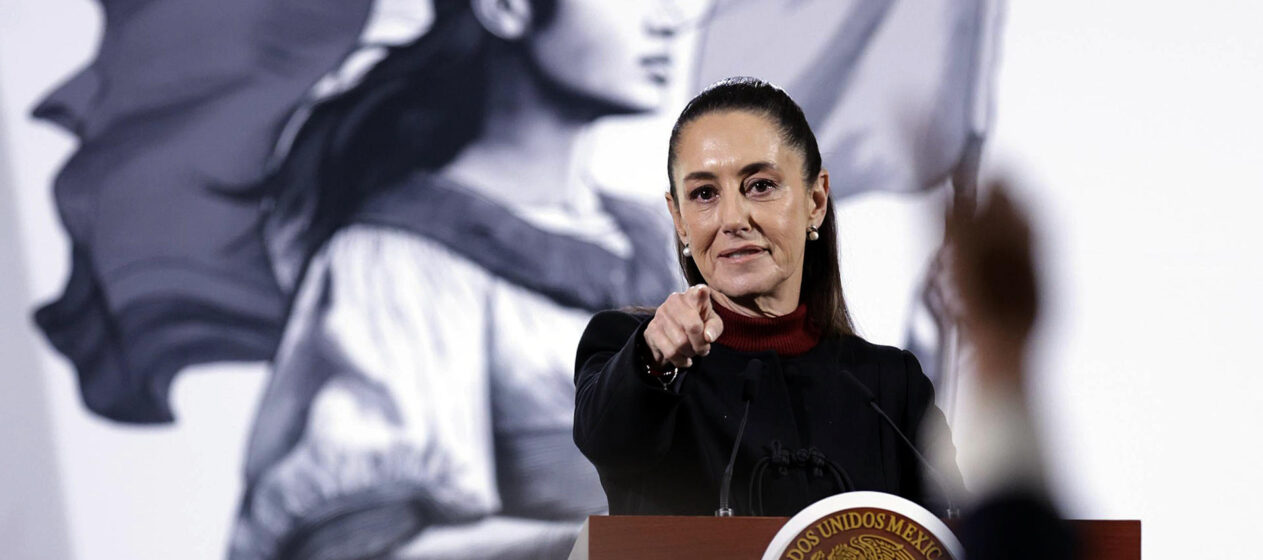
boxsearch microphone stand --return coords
[716,360,762,517]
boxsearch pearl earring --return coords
[807,225,820,241]
[682,244,692,257]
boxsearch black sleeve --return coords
[901,349,968,511]
[573,310,683,476]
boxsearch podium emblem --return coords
[826,534,916,560]
[763,492,962,560]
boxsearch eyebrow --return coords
[681,161,779,184]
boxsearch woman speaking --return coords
[574,77,961,517]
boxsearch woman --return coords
[231,1,706,558]
[574,77,962,517]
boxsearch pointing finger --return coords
[693,286,721,342]
[703,312,723,344]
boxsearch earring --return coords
[807,225,820,241]
[682,244,692,257]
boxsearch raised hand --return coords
[944,180,1040,385]
[643,284,726,370]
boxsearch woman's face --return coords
[668,110,830,310]
[527,0,710,112]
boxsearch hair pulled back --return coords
[666,77,855,338]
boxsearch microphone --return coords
[840,369,961,519]
[716,359,762,517]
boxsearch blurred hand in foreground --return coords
[942,180,1040,390]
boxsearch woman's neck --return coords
[711,289,801,319]
[439,49,596,208]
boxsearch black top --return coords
[573,310,962,517]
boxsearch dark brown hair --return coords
[265,0,561,287]
[667,77,855,338]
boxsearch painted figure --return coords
[230,1,709,558]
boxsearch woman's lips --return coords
[718,246,768,263]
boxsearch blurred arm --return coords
[939,182,1074,559]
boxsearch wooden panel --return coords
[589,515,786,559]
[1071,520,1142,560]
[586,516,1140,560]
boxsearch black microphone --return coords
[716,359,762,517]
[840,368,961,519]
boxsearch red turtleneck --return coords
[712,302,821,356]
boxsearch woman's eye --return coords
[746,179,777,195]
[689,186,717,201]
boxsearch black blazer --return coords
[573,310,962,516]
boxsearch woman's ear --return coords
[471,0,533,41]
[809,169,831,225]
[665,191,688,246]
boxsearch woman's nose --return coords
[718,191,752,235]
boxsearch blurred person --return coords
[574,77,964,516]
[935,180,1074,560]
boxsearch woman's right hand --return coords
[643,285,725,370]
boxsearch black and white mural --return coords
[2,0,1004,558]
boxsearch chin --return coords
[708,275,779,302]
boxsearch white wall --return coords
[0,57,72,560]
[985,1,1263,557]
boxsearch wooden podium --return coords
[568,515,1140,559]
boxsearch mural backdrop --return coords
[8,0,1002,558]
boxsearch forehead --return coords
[673,110,802,178]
